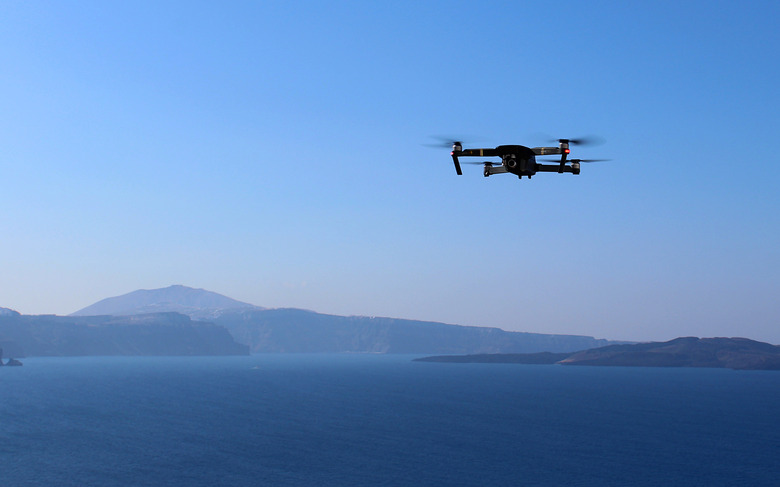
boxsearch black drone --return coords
[432,137,607,180]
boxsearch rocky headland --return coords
[416,337,780,370]
[0,309,249,357]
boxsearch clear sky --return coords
[2,0,778,343]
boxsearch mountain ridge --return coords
[63,285,620,354]
[210,307,615,354]
[70,284,262,320]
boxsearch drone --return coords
[433,137,607,180]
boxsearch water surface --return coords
[1,355,778,486]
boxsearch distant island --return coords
[64,285,622,355]
[1,286,623,357]
[0,347,22,366]
[415,351,572,364]
[9,286,777,363]
[0,307,248,357]
[415,337,780,370]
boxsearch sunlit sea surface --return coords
[1,355,778,486]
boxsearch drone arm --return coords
[536,164,579,175]
[459,148,500,157]
[532,147,571,172]
[451,148,499,176]
[531,147,563,156]
[451,153,462,175]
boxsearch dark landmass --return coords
[67,285,618,355]
[209,308,615,354]
[559,337,780,370]
[0,311,248,357]
[416,337,780,370]
[0,346,23,366]
[7,287,779,365]
[414,352,572,364]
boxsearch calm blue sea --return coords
[1,355,778,486]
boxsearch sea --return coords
[1,355,778,486]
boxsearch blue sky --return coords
[1,0,778,343]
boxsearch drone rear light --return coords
[564,148,570,154]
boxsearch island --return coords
[0,311,249,357]
[414,351,572,364]
[0,347,22,366]
[415,337,780,370]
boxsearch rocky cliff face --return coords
[558,337,780,370]
[211,308,614,354]
[65,285,619,355]
[0,312,249,357]
[416,337,780,370]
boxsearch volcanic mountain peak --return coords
[70,285,261,319]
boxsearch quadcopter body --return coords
[447,138,605,179]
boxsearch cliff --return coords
[0,312,249,357]
[67,285,619,355]
[558,337,780,370]
[416,337,780,370]
[211,308,613,354]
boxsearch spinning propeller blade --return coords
[423,135,483,148]
[551,136,606,147]
[425,136,473,175]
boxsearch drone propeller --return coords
[423,135,485,148]
[423,139,460,148]
[426,136,474,175]
[549,135,606,147]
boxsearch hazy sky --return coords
[2,0,778,343]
